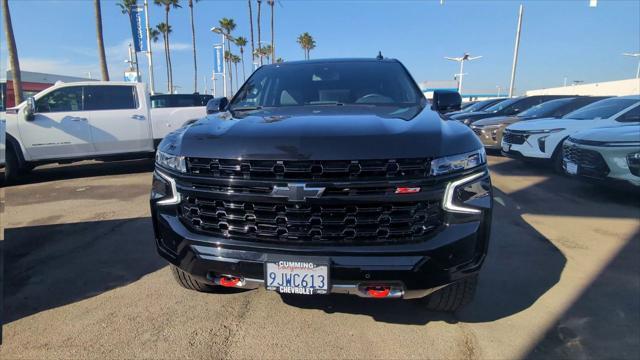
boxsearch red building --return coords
[1,70,93,109]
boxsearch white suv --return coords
[501,96,640,171]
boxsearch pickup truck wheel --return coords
[422,274,478,312]
[170,265,217,292]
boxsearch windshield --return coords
[563,98,638,120]
[462,99,498,113]
[230,61,424,111]
[483,97,520,113]
[518,98,574,118]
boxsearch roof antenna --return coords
[376,51,384,60]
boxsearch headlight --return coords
[443,171,491,214]
[524,128,565,135]
[430,149,486,176]
[156,150,186,173]
[152,170,181,205]
[627,152,640,177]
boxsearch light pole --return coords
[211,27,233,97]
[508,4,524,98]
[144,0,155,94]
[623,52,640,79]
[444,53,482,95]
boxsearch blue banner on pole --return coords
[213,45,224,74]
[129,6,147,52]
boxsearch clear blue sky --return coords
[2,0,639,95]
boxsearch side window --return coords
[35,86,83,113]
[84,86,137,111]
[616,105,640,123]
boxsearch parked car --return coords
[3,82,206,183]
[502,96,640,171]
[451,95,570,125]
[460,101,477,110]
[447,98,506,117]
[563,125,640,187]
[471,96,608,149]
[151,58,492,311]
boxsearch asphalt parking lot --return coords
[1,155,639,359]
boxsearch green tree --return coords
[297,32,316,60]
[247,0,255,68]
[156,22,173,92]
[268,0,275,64]
[154,0,181,92]
[224,50,234,95]
[2,0,23,105]
[219,18,236,94]
[234,36,248,81]
[232,54,241,91]
[94,0,110,80]
[188,0,199,92]
[256,0,262,65]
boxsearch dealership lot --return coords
[1,155,638,359]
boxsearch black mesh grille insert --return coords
[179,196,443,245]
[503,131,527,145]
[563,144,610,179]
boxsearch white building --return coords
[526,78,639,97]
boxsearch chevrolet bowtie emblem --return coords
[271,184,326,202]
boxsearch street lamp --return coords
[623,52,640,79]
[211,27,235,97]
[444,53,482,95]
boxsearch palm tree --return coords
[261,44,273,64]
[2,0,23,105]
[188,0,199,92]
[150,28,160,43]
[268,0,275,64]
[156,22,172,92]
[224,50,234,95]
[219,18,236,95]
[117,0,140,80]
[154,0,181,92]
[234,36,248,81]
[94,0,110,80]
[247,0,255,68]
[256,0,262,65]
[231,54,241,91]
[275,57,284,63]
[297,32,316,60]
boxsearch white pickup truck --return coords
[4,81,207,182]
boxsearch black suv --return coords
[151,58,492,311]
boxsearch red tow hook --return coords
[219,276,241,287]
[366,286,391,298]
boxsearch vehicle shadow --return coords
[281,186,567,324]
[524,229,640,359]
[3,217,166,324]
[1,158,154,187]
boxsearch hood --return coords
[159,105,482,160]
[471,116,518,127]
[571,125,640,143]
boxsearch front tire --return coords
[423,274,478,312]
[4,146,24,184]
[170,265,217,292]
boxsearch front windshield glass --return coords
[518,98,574,118]
[563,98,638,120]
[462,99,496,113]
[230,61,424,111]
[483,97,519,113]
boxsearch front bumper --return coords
[471,125,506,149]
[563,140,640,187]
[151,169,492,299]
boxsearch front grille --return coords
[503,131,527,145]
[179,196,443,245]
[472,127,483,137]
[563,144,609,178]
[186,158,430,180]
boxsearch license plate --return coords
[265,258,329,295]
[565,161,578,175]
[502,143,511,152]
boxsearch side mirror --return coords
[25,97,36,121]
[432,90,462,114]
[206,97,229,114]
